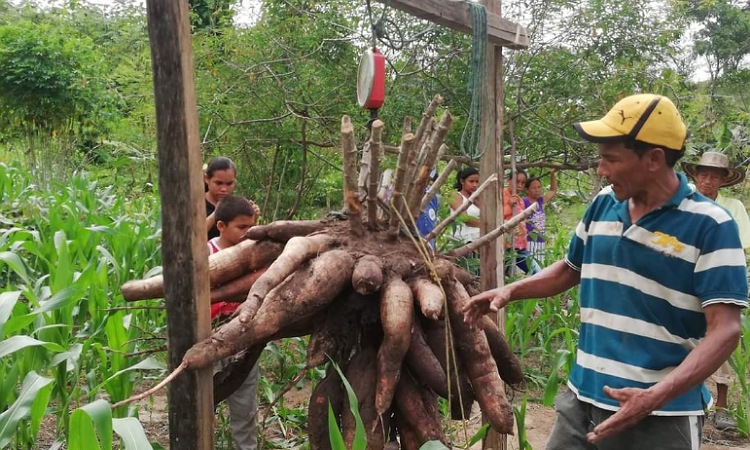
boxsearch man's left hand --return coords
[587,386,662,442]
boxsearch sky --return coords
[12,0,711,81]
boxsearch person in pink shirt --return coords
[207,195,259,450]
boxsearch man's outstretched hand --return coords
[587,386,663,442]
[462,287,512,327]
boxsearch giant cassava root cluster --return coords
[120,96,537,449]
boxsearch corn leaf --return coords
[29,373,55,441]
[93,356,165,393]
[0,371,54,449]
[0,335,65,358]
[0,364,20,411]
[0,251,30,285]
[79,400,114,449]
[50,343,83,372]
[329,360,366,450]
[31,285,82,315]
[328,403,345,450]
[68,408,101,450]
[468,424,490,446]
[113,417,154,450]
[0,290,21,338]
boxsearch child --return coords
[208,194,259,450]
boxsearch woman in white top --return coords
[449,167,481,242]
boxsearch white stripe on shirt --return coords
[694,248,747,273]
[581,264,702,313]
[678,198,733,224]
[580,308,701,350]
[576,349,675,384]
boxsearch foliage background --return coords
[0,0,748,447]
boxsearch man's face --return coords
[596,142,648,201]
[694,167,727,200]
[217,214,255,246]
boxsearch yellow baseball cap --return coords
[574,94,687,152]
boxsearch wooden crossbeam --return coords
[373,0,529,49]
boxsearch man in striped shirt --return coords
[463,94,748,449]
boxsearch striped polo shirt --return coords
[565,173,748,415]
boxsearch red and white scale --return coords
[356,47,386,125]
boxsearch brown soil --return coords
[35,379,750,449]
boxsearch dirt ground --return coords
[33,376,749,449]
[125,381,749,450]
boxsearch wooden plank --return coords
[373,0,528,49]
[480,0,509,448]
[483,1,509,448]
[145,0,214,449]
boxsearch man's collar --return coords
[662,172,693,208]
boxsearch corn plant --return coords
[0,162,165,448]
[729,312,750,437]
[512,396,533,450]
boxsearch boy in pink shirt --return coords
[208,195,259,450]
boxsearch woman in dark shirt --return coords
[204,157,237,239]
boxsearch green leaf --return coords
[0,335,65,358]
[0,290,22,337]
[543,350,570,406]
[468,423,490,446]
[329,360,367,450]
[68,408,101,450]
[0,371,54,449]
[0,251,30,285]
[113,417,154,450]
[32,285,82,315]
[29,375,55,441]
[0,364,19,411]
[51,231,73,293]
[419,440,451,450]
[50,343,83,372]
[93,357,165,393]
[328,402,346,450]
[80,400,113,449]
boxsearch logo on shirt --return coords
[652,231,684,253]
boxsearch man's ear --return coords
[647,147,666,171]
[216,220,226,232]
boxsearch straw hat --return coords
[681,152,745,187]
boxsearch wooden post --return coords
[145,1,214,449]
[479,0,508,448]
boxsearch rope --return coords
[459,2,488,161]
